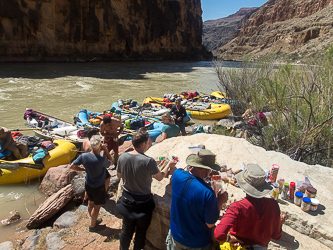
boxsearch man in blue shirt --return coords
[70,135,111,232]
[167,149,228,249]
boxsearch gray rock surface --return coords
[46,232,66,250]
[21,229,42,250]
[144,133,333,249]
[53,211,79,228]
[71,173,86,199]
[0,241,13,250]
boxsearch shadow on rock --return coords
[102,198,122,219]
[272,231,300,249]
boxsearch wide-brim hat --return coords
[235,163,272,198]
[186,149,220,171]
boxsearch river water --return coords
[0,60,239,242]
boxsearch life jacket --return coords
[32,148,49,165]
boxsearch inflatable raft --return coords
[0,139,77,185]
[144,97,231,120]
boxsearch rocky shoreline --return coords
[1,134,332,249]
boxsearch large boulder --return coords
[144,134,333,249]
[27,184,74,229]
[40,164,78,196]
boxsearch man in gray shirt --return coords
[116,128,177,250]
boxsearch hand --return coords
[280,213,286,224]
[169,158,178,168]
[177,117,181,121]
[217,190,228,210]
[228,235,244,246]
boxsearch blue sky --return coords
[201,0,268,21]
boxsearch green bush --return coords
[214,46,333,167]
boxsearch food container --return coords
[289,182,295,200]
[270,183,280,200]
[301,197,311,212]
[310,198,320,211]
[269,164,280,183]
[277,178,285,193]
[305,187,317,198]
[281,183,289,200]
[294,191,303,206]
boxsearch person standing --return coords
[214,163,285,250]
[70,135,111,232]
[81,127,112,205]
[100,115,124,166]
[0,127,28,159]
[167,149,228,249]
[170,98,187,136]
[158,113,180,143]
[116,128,177,250]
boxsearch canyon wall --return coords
[0,0,205,61]
[217,0,333,61]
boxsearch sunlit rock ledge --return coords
[146,133,333,249]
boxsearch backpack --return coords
[32,148,49,165]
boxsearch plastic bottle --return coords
[269,164,280,183]
[289,182,295,200]
[211,175,224,194]
[281,183,289,200]
[277,178,285,193]
[270,183,280,200]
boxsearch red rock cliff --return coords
[218,0,333,61]
[0,0,204,61]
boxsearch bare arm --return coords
[159,132,167,143]
[153,160,177,181]
[70,163,85,172]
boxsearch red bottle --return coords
[289,181,295,200]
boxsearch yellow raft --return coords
[144,97,231,120]
[0,140,77,184]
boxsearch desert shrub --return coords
[214,46,333,167]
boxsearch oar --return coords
[10,127,42,131]
[122,109,162,122]
[0,160,44,170]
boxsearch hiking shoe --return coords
[96,218,103,225]
[89,224,105,232]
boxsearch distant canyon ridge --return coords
[0,0,206,62]
[203,0,333,61]
[1,0,333,62]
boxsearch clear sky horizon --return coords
[201,0,268,21]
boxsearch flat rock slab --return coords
[53,211,79,228]
[46,232,66,250]
[145,133,333,249]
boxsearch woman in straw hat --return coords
[214,163,286,250]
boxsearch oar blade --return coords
[0,163,20,170]
[0,162,44,170]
